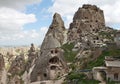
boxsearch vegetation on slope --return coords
[87,49,120,69]
[63,71,100,84]
[63,43,120,83]
[99,30,117,41]
[61,43,78,62]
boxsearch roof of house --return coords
[93,67,107,70]
[105,60,120,67]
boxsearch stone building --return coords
[93,67,107,82]
[30,13,68,82]
[93,57,120,82]
[105,58,120,81]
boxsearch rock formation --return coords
[68,4,105,47]
[30,13,68,82]
[26,43,37,72]
[8,54,25,75]
[0,53,7,84]
[0,4,118,84]
[0,53,5,70]
[45,13,66,45]
[8,54,25,84]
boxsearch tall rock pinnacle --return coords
[41,13,65,50]
[50,13,65,30]
[30,13,67,82]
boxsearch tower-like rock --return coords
[41,13,65,49]
[68,4,105,45]
[8,54,25,84]
[0,53,7,84]
[26,43,37,72]
[0,53,5,70]
[30,13,68,82]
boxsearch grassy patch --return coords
[61,43,78,62]
[87,49,120,69]
[65,71,100,84]
[66,72,85,80]
[99,31,116,41]
[78,79,100,84]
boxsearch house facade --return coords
[105,57,120,81]
[93,57,120,82]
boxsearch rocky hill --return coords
[64,4,118,84]
[68,4,105,43]
[0,4,119,84]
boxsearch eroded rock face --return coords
[8,75,21,84]
[26,43,37,72]
[66,4,109,73]
[0,53,5,70]
[8,54,25,84]
[0,53,6,84]
[68,4,105,44]
[41,13,65,49]
[30,13,68,82]
[8,54,25,76]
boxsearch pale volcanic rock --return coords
[68,4,105,45]
[8,54,25,75]
[30,13,68,82]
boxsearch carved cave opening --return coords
[50,66,57,70]
[43,73,47,78]
[49,57,59,64]
[51,49,58,54]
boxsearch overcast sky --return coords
[0,0,120,46]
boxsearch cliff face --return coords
[30,13,68,82]
[66,4,116,71]
[68,4,105,45]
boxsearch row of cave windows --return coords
[75,20,98,27]
[74,22,100,33]
[39,66,58,78]
[73,25,99,33]
[84,17,99,22]
[40,49,58,55]
[50,49,58,54]
[37,67,57,79]
[38,56,59,69]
